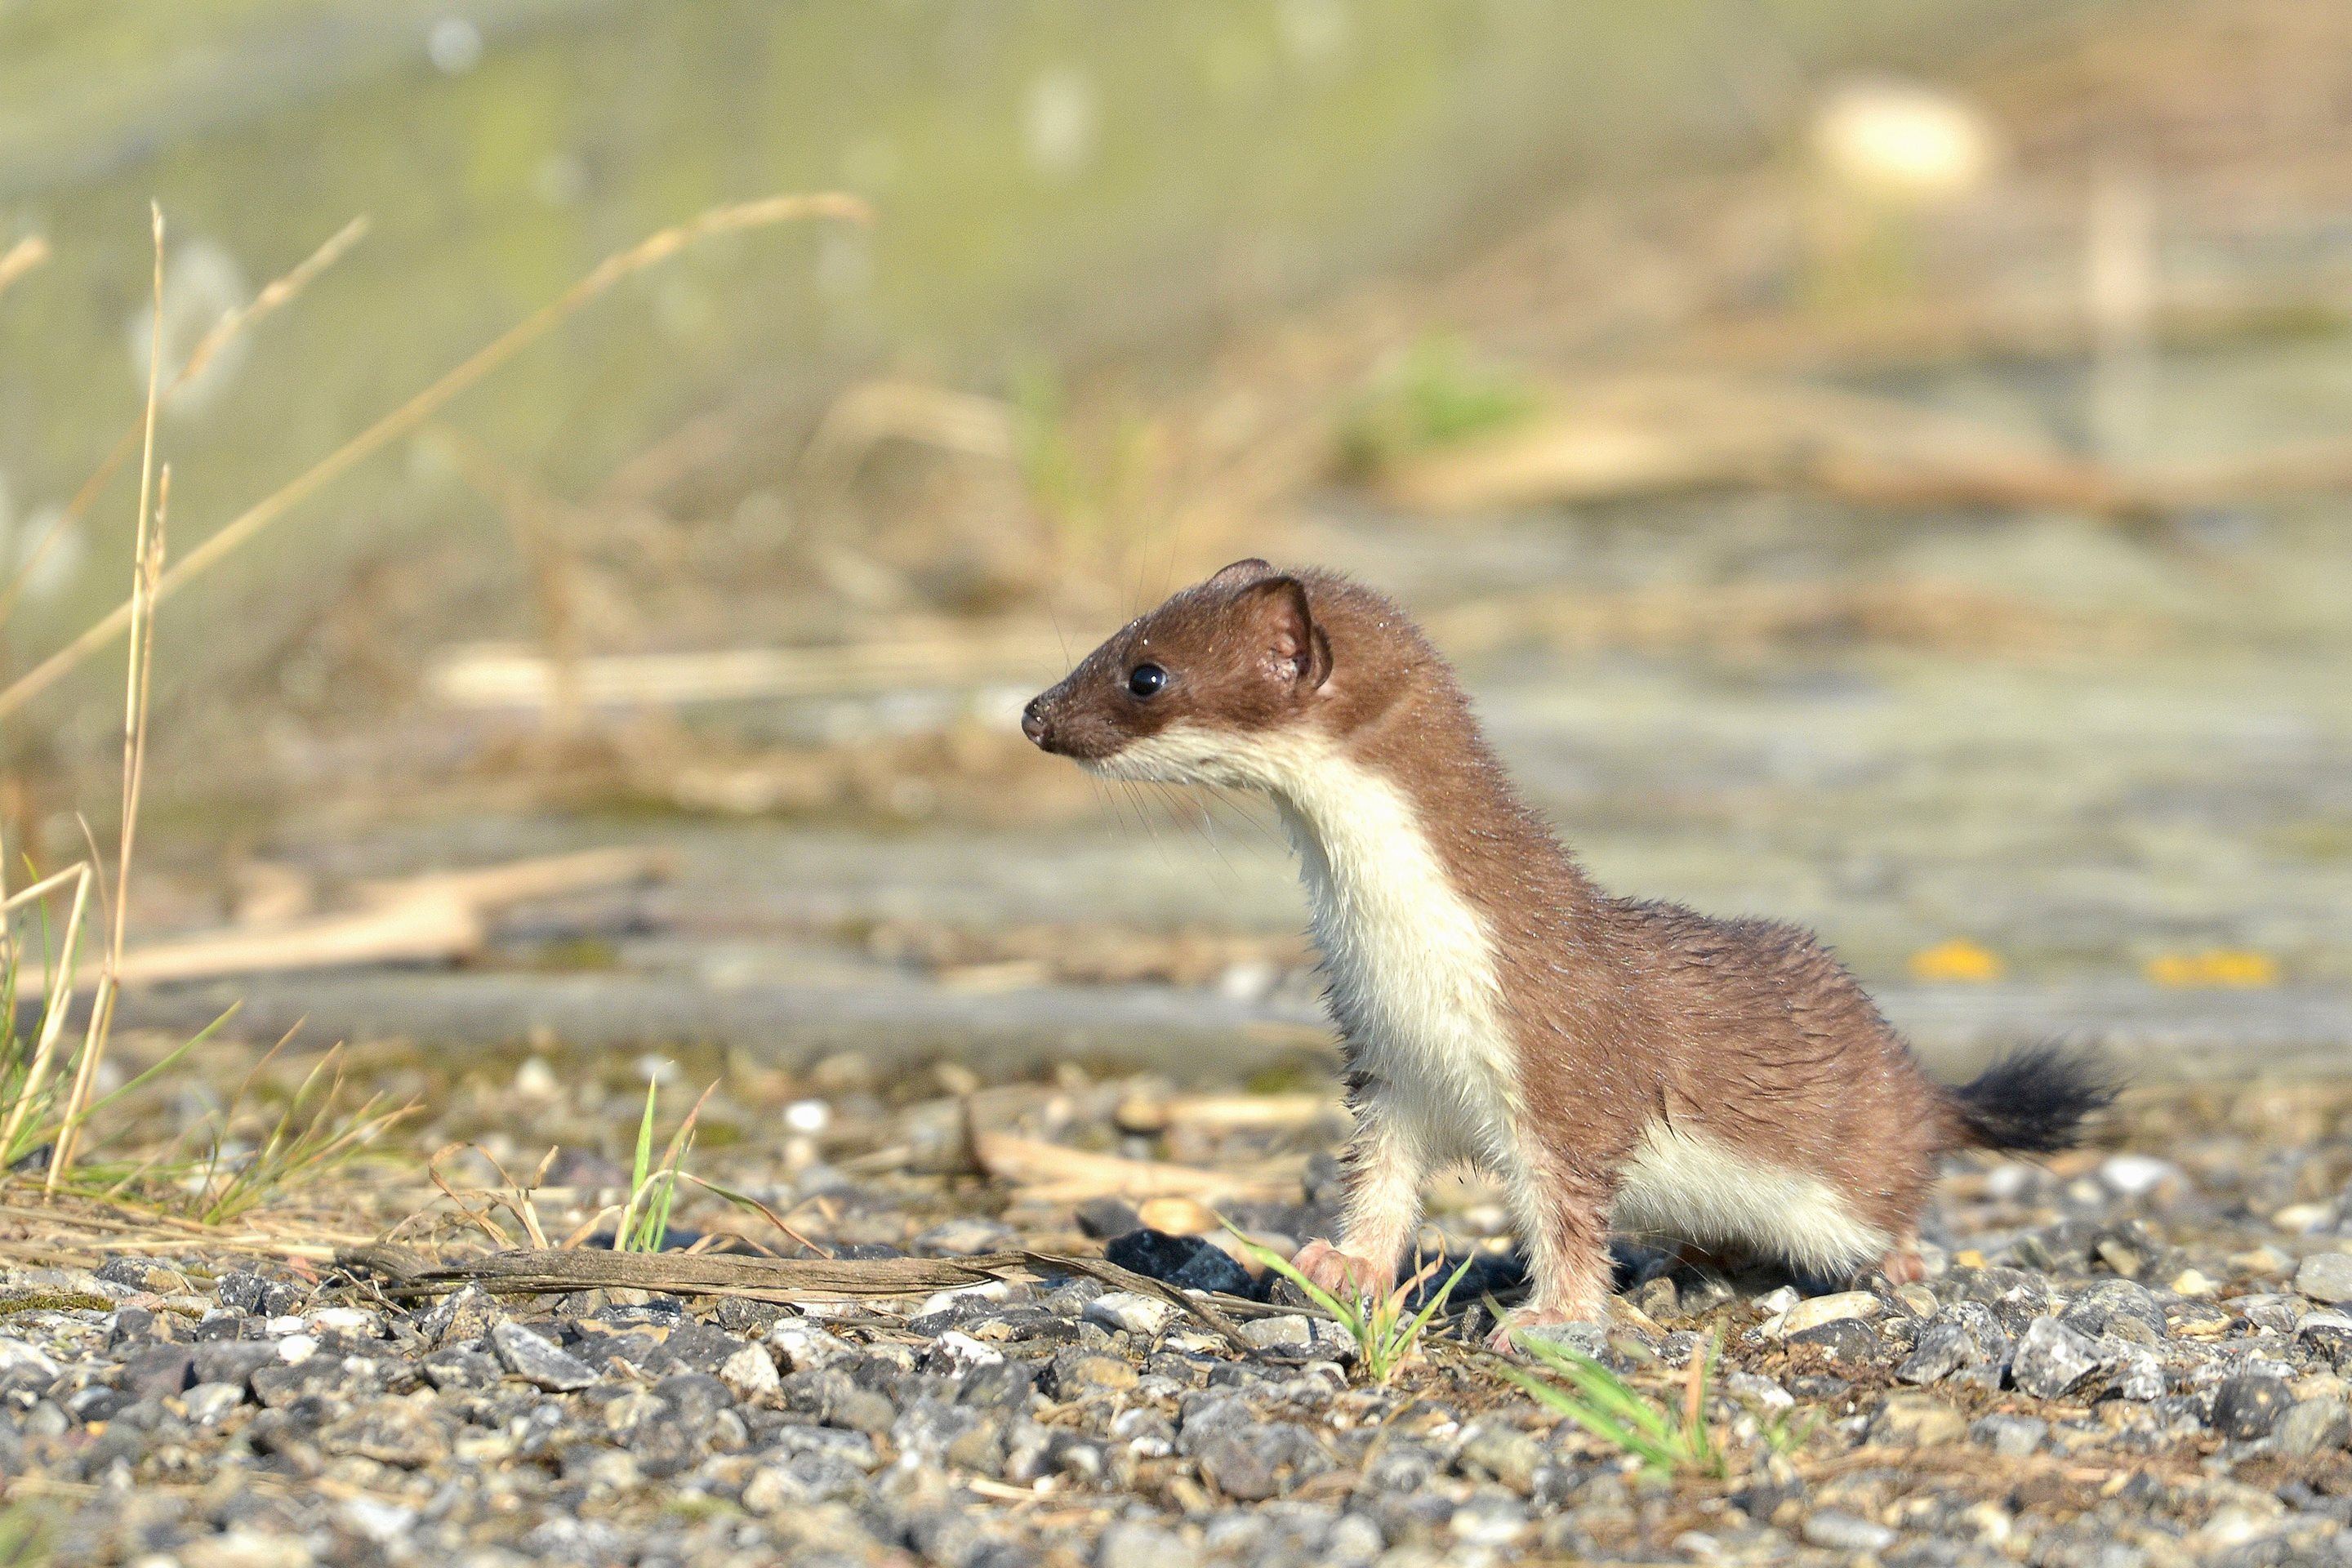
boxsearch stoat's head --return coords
[1021,559,1335,789]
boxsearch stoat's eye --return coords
[1125,663,1167,699]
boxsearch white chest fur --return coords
[1097,724,1523,1164]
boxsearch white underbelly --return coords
[1610,1122,1888,1274]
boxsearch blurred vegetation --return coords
[1334,336,1543,479]
[0,0,2095,704]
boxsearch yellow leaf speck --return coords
[1909,939,2005,983]
[2145,949,2278,988]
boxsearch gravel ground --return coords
[7,1079,2352,1567]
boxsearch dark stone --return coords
[569,1329,666,1374]
[655,1370,735,1429]
[215,1270,302,1319]
[956,1360,1036,1409]
[1102,1230,1261,1299]
[490,1321,597,1392]
[190,1340,280,1391]
[1896,1321,1971,1385]
[1789,1318,1883,1369]
[2009,1317,2101,1400]
[420,1345,501,1392]
[94,1258,167,1291]
[108,1306,160,1348]
[1194,1431,1279,1500]
[780,1366,894,1434]
[1953,1267,2049,1335]
[655,1322,753,1375]
[2060,1279,2166,1343]
[115,1346,198,1401]
[416,1285,503,1349]
[1074,1197,1143,1240]
[715,1298,791,1337]
[1785,1374,1853,1401]
[2211,1374,2295,1441]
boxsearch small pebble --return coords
[1802,1511,1896,1552]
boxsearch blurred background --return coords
[1,0,2347,1097]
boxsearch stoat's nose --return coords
[1021,697,1050,746]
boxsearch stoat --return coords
[1022,560,2112,1346]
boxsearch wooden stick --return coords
[20,848,667,998]
[341,1243,1254,1351]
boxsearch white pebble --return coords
[2099,1153,2178,1196]
[933,1330,1004,1368]
[1084,1291,1177,1337]
[916,1281,1012,1318]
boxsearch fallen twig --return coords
[340,1243,1256,1352]
[20,848,668,996]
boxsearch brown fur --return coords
[1026,562,2094,1326]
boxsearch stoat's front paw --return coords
[1290,1238,1390,1303]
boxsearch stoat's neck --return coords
[1263,728,1524,1159]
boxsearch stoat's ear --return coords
[1204,558,1276,592]
[1236,576,1333,692]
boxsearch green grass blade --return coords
[1518,1335,1677,1442]
[1491,1361,1674,1470]
[630,1077,659,1192]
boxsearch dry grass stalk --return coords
[46,209,172,1190]
[0,862,96,1163]
[0,216,370,628]
[0,192,871,721]
[428,627,1063,711]
[0,234,49,301]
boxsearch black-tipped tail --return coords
[1946,1044,2118,1154]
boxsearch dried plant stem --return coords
[0,217,370,628]
[48,209,170,1191]
[0,235,49,302]
[0,863,94,1162]
[0,863,92,918]
[0,193,870,720]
